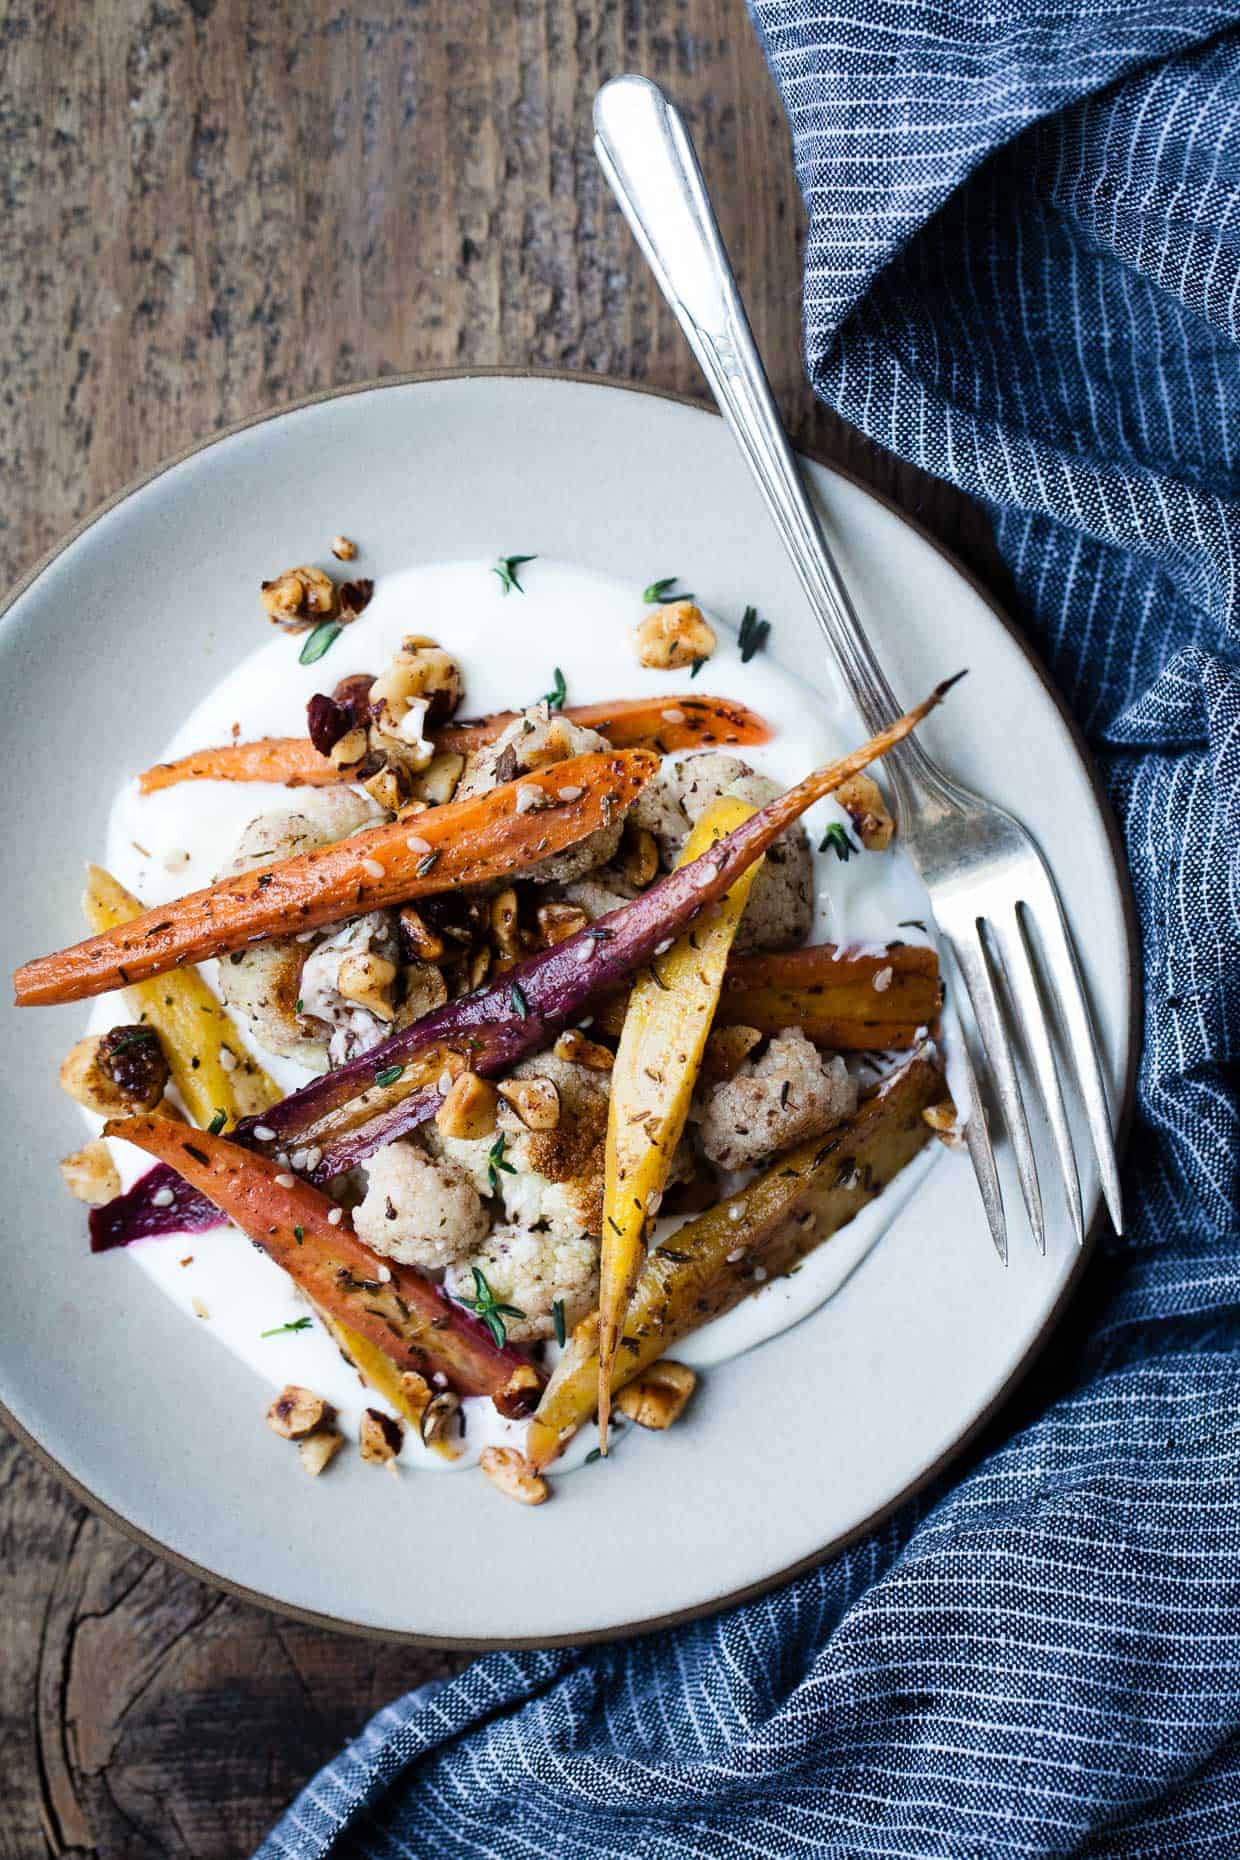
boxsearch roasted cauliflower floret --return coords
[694,1027,858,1170]
[354,1140,489,1271]
[631,752,812,952]
[454,705,626,883]
[428,1052,611,1239]
[444,1226,599,1344]
[215,791,384,1069]
[298,911,407,1065]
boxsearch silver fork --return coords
[593,74,1123,1261]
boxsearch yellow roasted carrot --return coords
[529,1050,942,1469]
[596,794,763,1449]
[83,866,278,1127]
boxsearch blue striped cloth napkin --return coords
[258,3,1240,1853]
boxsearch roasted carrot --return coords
[597,793,762,1451]
[135,695,771,795]
[107,1114,538,1402]
[716,944,941,1048]
[138,737,339,794]
[435,694,772,756]
[591,942,941,1049]
[15,749,657,1007]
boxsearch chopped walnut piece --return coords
[615,1360,697,1431]
[359,1407,404,1465]
[59,1139,121,1206]
[336,951,398,1021]
[299,1429,345,1477]
[420,1390,463,1452]
[267,1385,334,1440]
[553,1028,615,1072]
[701,1023,763,1082]
[923,1100,965,1149]
[493,1363,543,1419]
[59,1025,170,1116]
[833,771,895,851]
[497,1076,561,1131]
[331,534,357,561]
[479,1446,549,1506]
[537,901,589,947]
[329,726,370,771]
[398,904,446,963]
[633,600,716,671]
[260,565,337,630]
[436,1071,499,1141]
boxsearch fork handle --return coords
[593,75,905,745]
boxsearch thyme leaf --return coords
[260,1316,313,1339]
[493,553,537,596]
[818,822,860,862]
[299,619,343,665]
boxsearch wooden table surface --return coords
[0,4,998,1854]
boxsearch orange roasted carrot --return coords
[436,694,772,756]
[139,737,339,793]
[106,1115,537,1402]
[590,942,941,1050]
[136,695,771,794]
[15,749,657,1007]
[717,943,941,1048]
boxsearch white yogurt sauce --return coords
[86,557,943,1472]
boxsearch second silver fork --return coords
[592,74,1123,1261]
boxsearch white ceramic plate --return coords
[0,373,1136,1645]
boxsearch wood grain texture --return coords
[0,2,999,1854]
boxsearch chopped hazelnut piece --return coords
[397,1370,432,1429]
[923,1100,964,1149]
[359,1407,404,1465]
[299,1429,344,1477]
[266,1384,334,1440]
[479,1446,549,1506]
[59,1139,121,1206]
[363,763,410,813]
[420,1390,462,1452]
[702,1024,763,1082]
[553,1028,615,1072]
[59,1025,170,1116]
[398,904,446,963]
[336,951,398,1021]
[615,1360,697,1431]
[633,600,716,671]
[489,887,522,959]
[468,946,492,991]
[618,825,660,889]
[436,1071,499,1141]
[493,1363,543,1419]
[498,1076,560,1131]
[536,901,589,947]
[331,534,358,561]
[328,726,369,770]
[833,771,894,851]
[411,751,465,807]
[260,565,336,630]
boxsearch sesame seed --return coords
[654,938,673,955]
[362,857,386,879]
[218,1047,237,1072]
[574,941,594,963]
[514,784,543,815]
[253,1124,276,1143]
[405,835,431,854]
[873,966,893,993]
[726,1245,746,1262]
[275,1172,296,1189]
[690,860,718,889]
[438,1070,454,1094]
[377,1263,392,1283]
[753,1266,768,1283]
[727,1205,744,1222]
[661,707,685,724]
[327,1207,344,1226]
[151,1187,175,1208]
[557,784,584,802]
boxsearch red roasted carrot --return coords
[106,1114,538,1403]
[135,695,771,795]
[14,749,657,1007]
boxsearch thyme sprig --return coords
[455,1266,525,1349]
[493,553,537,596]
